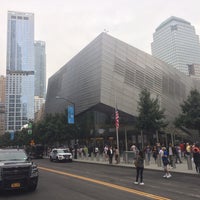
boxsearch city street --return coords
[0,158,199,200]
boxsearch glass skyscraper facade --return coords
[151,16,200,75]
[6,11,35,132]
[34,41,46,98]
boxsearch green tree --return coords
[136,88,167,147]
[174,89,200,136]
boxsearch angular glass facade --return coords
[151,16,200,75]
[45,33,200,144]
[6,11,34,132]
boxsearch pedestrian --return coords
[185,143,191,157]
[152,145,158,163]
[167,143,175,168]
[162,147,172,178]
[130,144,139,159]
[134,150,145,185]
[104,145,108,161]
[175,144,182,164]
[145,145,152,162]
[107,146,113,164]
[114,146,119,164]
[192,144,200,173]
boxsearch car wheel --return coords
[28,178,38,192]
[28,184,37,192]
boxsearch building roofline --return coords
[156,16,191,31]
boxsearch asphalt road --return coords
[0,158,199,200]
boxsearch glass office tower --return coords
[151,16,200,75]
[6,11,35,132]
[34,41,46,98]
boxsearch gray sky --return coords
[1,0,200,82]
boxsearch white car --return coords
[49,148,72,162]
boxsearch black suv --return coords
[0,148,39,191]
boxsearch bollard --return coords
[96,153,100,161]
[91,152,94,161]
[172,156,176,168]
[157,154,162,167]
[145,153,150,166]
[186,155,193,170]
[125,152,128,164]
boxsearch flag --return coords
[115,109,119,129]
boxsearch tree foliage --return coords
[174,89,200,132]
[136,88,167,133]
[0,112,79,147]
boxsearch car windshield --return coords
[57,149,69,153]
[0,150,28,161]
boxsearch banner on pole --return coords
[68,105,74,124]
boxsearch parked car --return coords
[49,148,72,162]
[0,148,39,191]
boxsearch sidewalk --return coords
[73,154,197,175]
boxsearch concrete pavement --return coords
[73,154,198,175]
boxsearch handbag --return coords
[134,159,138,167]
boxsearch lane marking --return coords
[39,166,171,200]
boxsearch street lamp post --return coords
[55,96,77,159]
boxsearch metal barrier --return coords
[186,155,193,170]
[157,154,162,167]
[145,153,150,166]
[123,151,136,164]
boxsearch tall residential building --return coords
[151,16,200,75]
[0,75,6,135]
[6,11,35,132]
[34,41,46,98]
[0,75,6,103]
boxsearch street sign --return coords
[28,122,32,129]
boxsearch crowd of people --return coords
[132,142,200,185]
[46,141,200,186]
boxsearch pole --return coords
[116,127,119,152]
[125,127,128,151]
[114,92,120,160]
[141,130,144,149]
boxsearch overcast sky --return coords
[1,0,200,82]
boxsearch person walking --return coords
[145,145,152,163]
[192,144,200,173]
[134,150,145,185]
[152,145,158,163]
[107,146,113,164]
[114,146,119,164]
[130,144,139,160]
[162,147,172,178]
